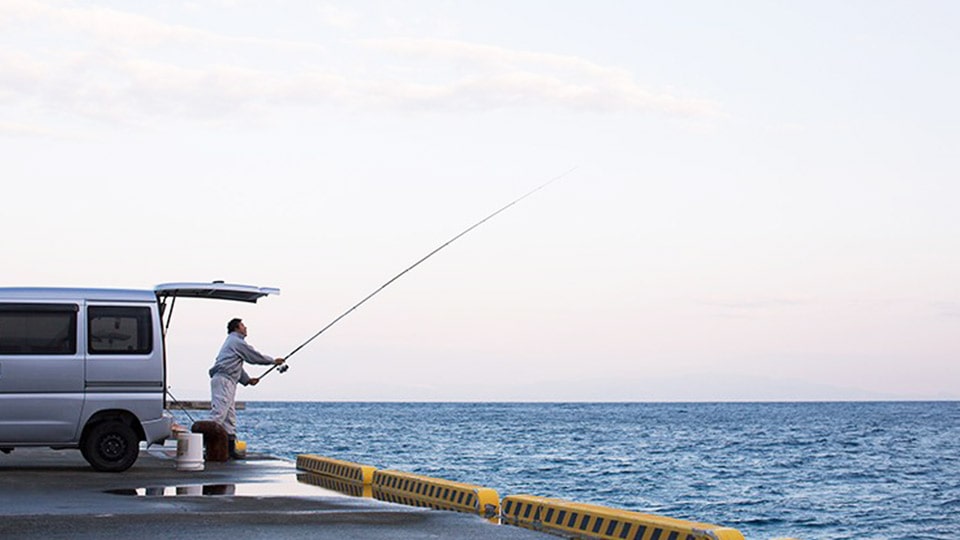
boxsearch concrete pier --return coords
[0,446,550,539]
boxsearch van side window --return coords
[88,306,152,355]
[0,304,79,355]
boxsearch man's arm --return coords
[235,339,279,366]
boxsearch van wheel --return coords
[81,421,139,472]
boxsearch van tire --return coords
[81,421,139,472]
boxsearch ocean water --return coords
[172,401,960,540]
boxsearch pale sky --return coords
[2,0,958,401]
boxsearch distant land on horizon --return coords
[202,373,955,403]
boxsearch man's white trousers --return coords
[209,374,238,436]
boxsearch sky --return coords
[2,0,958,401]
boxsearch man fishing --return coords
[209,318,284,458]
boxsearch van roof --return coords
[0,282,279,304]
[0,288,156,302]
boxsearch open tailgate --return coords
[155,282,280,303]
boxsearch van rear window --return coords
[88,306,152,355]
[0,304,78,355]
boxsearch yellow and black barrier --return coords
[501,495,746,540]
[296,454,376,487]
[373,469,500,519]
[296,454,748,538]
[296,472,372,498]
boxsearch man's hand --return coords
[274,357,285,365]
[248,378,260,386]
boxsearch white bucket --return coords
[176,433,204,472]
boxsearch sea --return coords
[171,401,960,540]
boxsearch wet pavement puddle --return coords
[106,478,345,497]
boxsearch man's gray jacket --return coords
[209,331,275,385]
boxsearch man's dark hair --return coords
[227,318,243,334]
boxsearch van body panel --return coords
[80,392,166,435]
[142,412,174,444]
[0,300,85,443]
[84,302,163,388]
[0,353,85,393]
[0,393,85,443]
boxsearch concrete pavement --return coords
[0,446,551,539]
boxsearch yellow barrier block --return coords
[501,495,745,540]
[296,472,372,498]
[295,454,376,485]
[372,469,500,519]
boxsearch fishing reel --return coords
[277,363,290,374]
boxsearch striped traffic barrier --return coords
[373,469,500,519]
[296,454,753,538]
[295,454,376,485]
[501,495,746,540]
[296,472,371,498]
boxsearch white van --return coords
[0,282,278,472]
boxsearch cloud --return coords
[360,38,719,116]
[0,1,721,127]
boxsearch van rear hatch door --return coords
[154,282,280,303]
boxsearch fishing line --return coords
[258,166,577,381]
[166,387,197,424]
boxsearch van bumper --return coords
[142,412,173,444]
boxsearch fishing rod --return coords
[258,167,577,381]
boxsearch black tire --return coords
[81,421,139,472]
